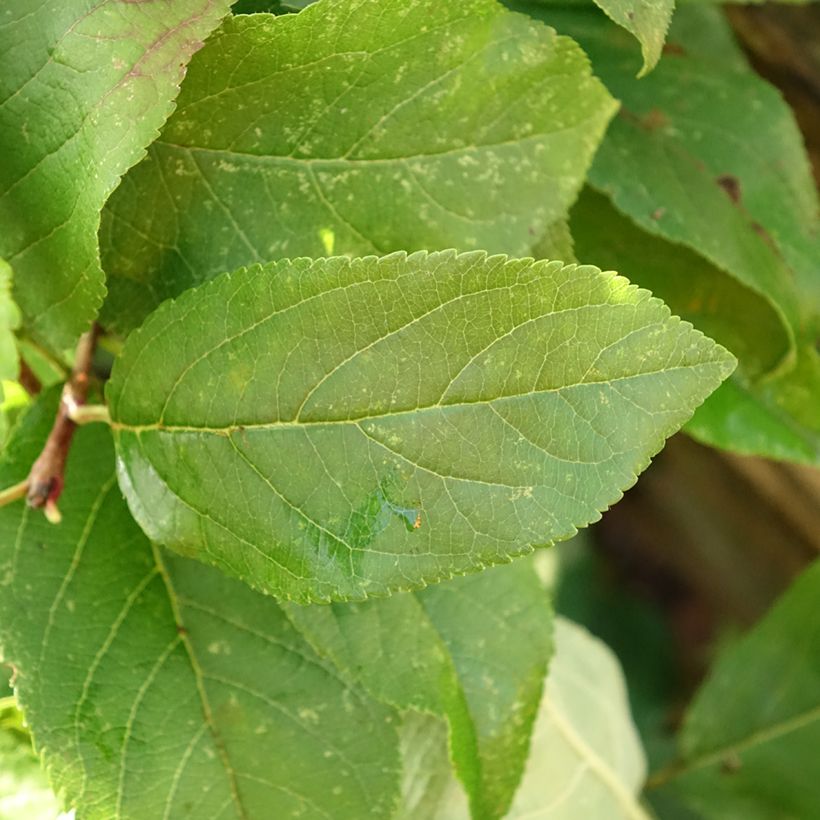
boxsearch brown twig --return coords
[17,358,42,396]
[22,326,100,523]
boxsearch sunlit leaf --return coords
[106,251,734,602]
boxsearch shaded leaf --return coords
[570,188,820,464]
[106,251,735,602]
[0,0,232,353]
[571,188,789,379]
[400,618,650,819]
[531,218,577,264]
[99,0,616,332]
[686,350,820,466]
[516,3,820,464]
[657,560,820,818]
[0,400,400,819]
[518,4,817,359]
[287,559,553,818]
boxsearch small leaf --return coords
[0,403,400,819]
[107,251,735,602]
[286,559,553,819]
[99,0,617,332]
[659,560,820,819]
[0,0,232,353]
[400,618,650,819]
[592,0,674,76]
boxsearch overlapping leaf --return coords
[570,189,820,464]
[515,3,820,464]
[399,618,649,819]
[286,559,553,819]
[655,561,820,818]
[0,0,232,354]
[0,396,400,819]
[106,251,734,602]
[99,0,617,332]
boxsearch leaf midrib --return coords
[112,362,725,435]
[150,543,249,820]
[653,700,820,787]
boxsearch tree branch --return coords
[22,326,101,523]
[18,359,41,396]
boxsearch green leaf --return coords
[503,0,674,76]
[685,348,820,465]
[571,188,788,379]
[397,713,469,820]
[569,188,820,465]
[0,400,400,819]
[506,618,649,818]
[591,0,674,76]
[99,0,617,332]
[400,618,650,819]
[106,251,735,602]
[0,0,232,354]
[656,560,820,818]
[520,5,818,361]
[0,258,22,445]
[286,559,553,819]
[516,4,820,464]
[531,218,577,264]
